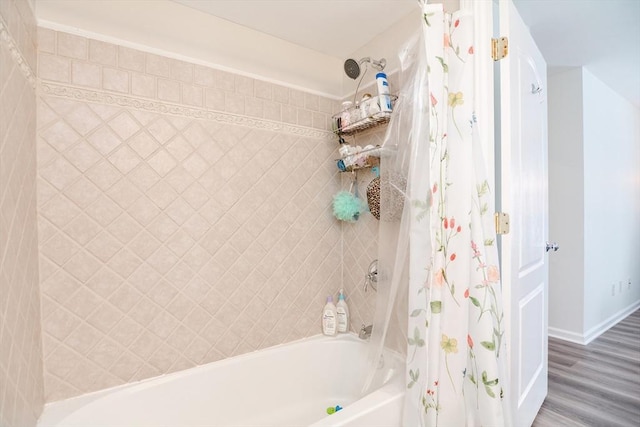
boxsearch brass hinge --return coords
[491,37,509,61]
[495,212,510,235]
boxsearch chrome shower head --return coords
[344,57,386,79]
[344,58,361,79]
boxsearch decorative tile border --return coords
[40,82,335,139]
[0,17,36,88]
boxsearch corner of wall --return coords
[547,67,585,336]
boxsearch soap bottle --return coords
[338,137,355,168]
[376,72,392,113]
[322,296,338,336]
[336,289,350,333]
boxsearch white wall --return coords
[548,67,585,337]
[582,68,640,335]
[35,0,343,98]
[548,67,640,343]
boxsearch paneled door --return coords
[498,0,549,425]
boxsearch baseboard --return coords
[548,327,587,345]
[548,299,640,345]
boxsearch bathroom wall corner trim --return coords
[0,18,36,88]
[40,82,334,139]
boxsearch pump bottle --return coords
[336,289,350,333]
[322,296,338,336]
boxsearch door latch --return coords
[545,242,559,252]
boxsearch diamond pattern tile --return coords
[36,56,345,405]
[0,9,44,424]
[107,112,141,140]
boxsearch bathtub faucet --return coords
[359,324,373,340]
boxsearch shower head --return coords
[344,58,361,80]
[343,57,386,79]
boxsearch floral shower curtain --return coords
[402,4,509,426]
[363,3,508,425]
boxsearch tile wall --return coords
[0,1,45,426]
[36,28,355,402]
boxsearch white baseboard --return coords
[548,327,587,345]
[549,299,640,345]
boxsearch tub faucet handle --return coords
[359,324,373,340]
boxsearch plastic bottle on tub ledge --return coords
[376,72,393,113]
[322,295,338,336]
[336,289,350,333]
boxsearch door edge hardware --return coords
[495,212,510,235]
[492,37,509,61]
[545,242,559,252]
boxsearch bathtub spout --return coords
[359,324,373,340]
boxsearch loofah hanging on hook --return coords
[333,191,366,223]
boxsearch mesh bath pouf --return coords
[367,172,406,221]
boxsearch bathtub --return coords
[38,334,404,427]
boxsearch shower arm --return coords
[359,57,386,71]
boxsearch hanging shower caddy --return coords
[332,93,397,173]
[331,94,398,136]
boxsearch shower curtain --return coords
[364,3,508,426]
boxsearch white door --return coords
[498,1,549,426]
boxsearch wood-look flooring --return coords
[532,309,640,427]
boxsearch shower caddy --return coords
[332,93,397,173]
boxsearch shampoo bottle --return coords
[322,296,338,336]
[376,72,392,113]
[336,289,350,333]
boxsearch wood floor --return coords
[532,309,640,427]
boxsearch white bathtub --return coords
[38,334,404,427]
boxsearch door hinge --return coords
[495,212,510,235]
[491,37,509,61]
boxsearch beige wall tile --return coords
[118,46,145,72]
[72,61,102,88]
[157,79,180,103]
[57,33,87,60]
[171,61,193,83]
[146,53,171,78]
[181,84,203,107]
[234,75,254,96]
[225,92,245,115]
[39,53,70,83]
[193,65,214,87]
[38,27,56,54]
[131,73,156,98]
[213,70,235,91]
[204,88,225,111]
[89,40,117,66]
[103,68,129,93]
[1,5,44,426]
[263,101,281,122]
[35,29,349,408]
[272,84,289,104]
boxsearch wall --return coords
[0,0,44,426]
[36,28,343,402]
[582,68,640,335]
[547,67,640,343]
[35,0,343,97]
[547,67,585,338]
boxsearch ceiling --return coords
[173,0,640,107]
[171,0,419,58]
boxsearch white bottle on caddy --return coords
[336,289,350,333]
[376,72,392,113]
[322,296,338,336]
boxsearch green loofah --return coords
[333,191,366,222]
